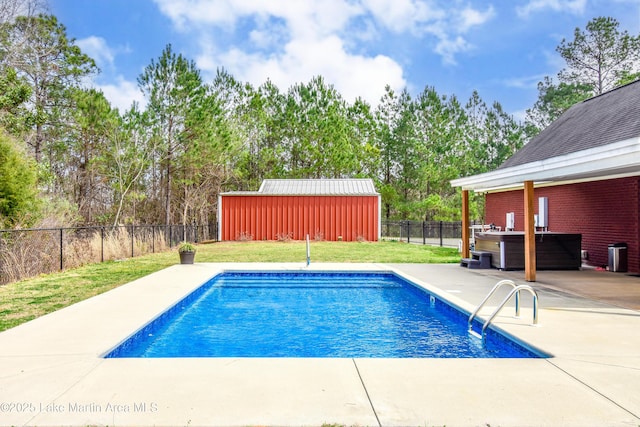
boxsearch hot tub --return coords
[475,232,582,270]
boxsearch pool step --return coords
[468,329,482,340]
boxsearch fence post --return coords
[59,228,63,271]
[101,227,104,262]
[422,221,426,245]
[152,226,155,253]
[406,221,410,243]
[439,221,443,247]
[130,225,134,258]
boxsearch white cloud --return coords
[76,36,115,69]
[198,35,405,106]
[434,35,471,66]
[74,36,141,111]
[362,0,445,33]
[279,1,362,40]
[457,5,496,32]
[95,76,146,112]
[503,73,548,89]
[247,15,288,50]
[153,0,362,37]
[511,109,528,123]
[516,0,587,17]
[152,0,236,28]
[425,5,495,65]
[153,0,497,102]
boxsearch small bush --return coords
[236,231,253,241]
[276,232,293,242]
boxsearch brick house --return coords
[451,80,640,275]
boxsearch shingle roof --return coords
[499,79,640,169]
[258,179,378,195]
[451,80,640,191]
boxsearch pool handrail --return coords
[481,284,539,339]
[468,279,520,332]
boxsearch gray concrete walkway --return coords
[0,262,639,426]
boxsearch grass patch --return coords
[0,240,459,332]
[194,240,459,263]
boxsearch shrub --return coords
[236,231,253,241]
[276,232,293,242]
[0,132,40,228]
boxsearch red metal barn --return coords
[218,179,381,242]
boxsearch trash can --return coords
[608,243,627,272]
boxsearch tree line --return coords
[1,1,638,232]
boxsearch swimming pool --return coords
[105,271,544,358]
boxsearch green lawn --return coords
[0,240,459,332]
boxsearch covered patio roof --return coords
[452,80,640,193]
[451,136,640,192]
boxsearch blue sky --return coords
[50,0,640,120]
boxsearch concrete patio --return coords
[0,262,639,426]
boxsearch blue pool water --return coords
[105,271,543,358]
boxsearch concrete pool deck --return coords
[0,262,639,426]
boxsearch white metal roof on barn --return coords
[258,179,378,195]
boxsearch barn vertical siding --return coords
[221,195,379,242]
[485,176,640,272]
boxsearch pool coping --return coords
[1,262,639,426]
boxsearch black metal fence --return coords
[0,223,217,285]
[0,220,466,285]
[380,220,463,247]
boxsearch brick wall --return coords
[485,176,640,272]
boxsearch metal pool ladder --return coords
[468,279,539,341]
